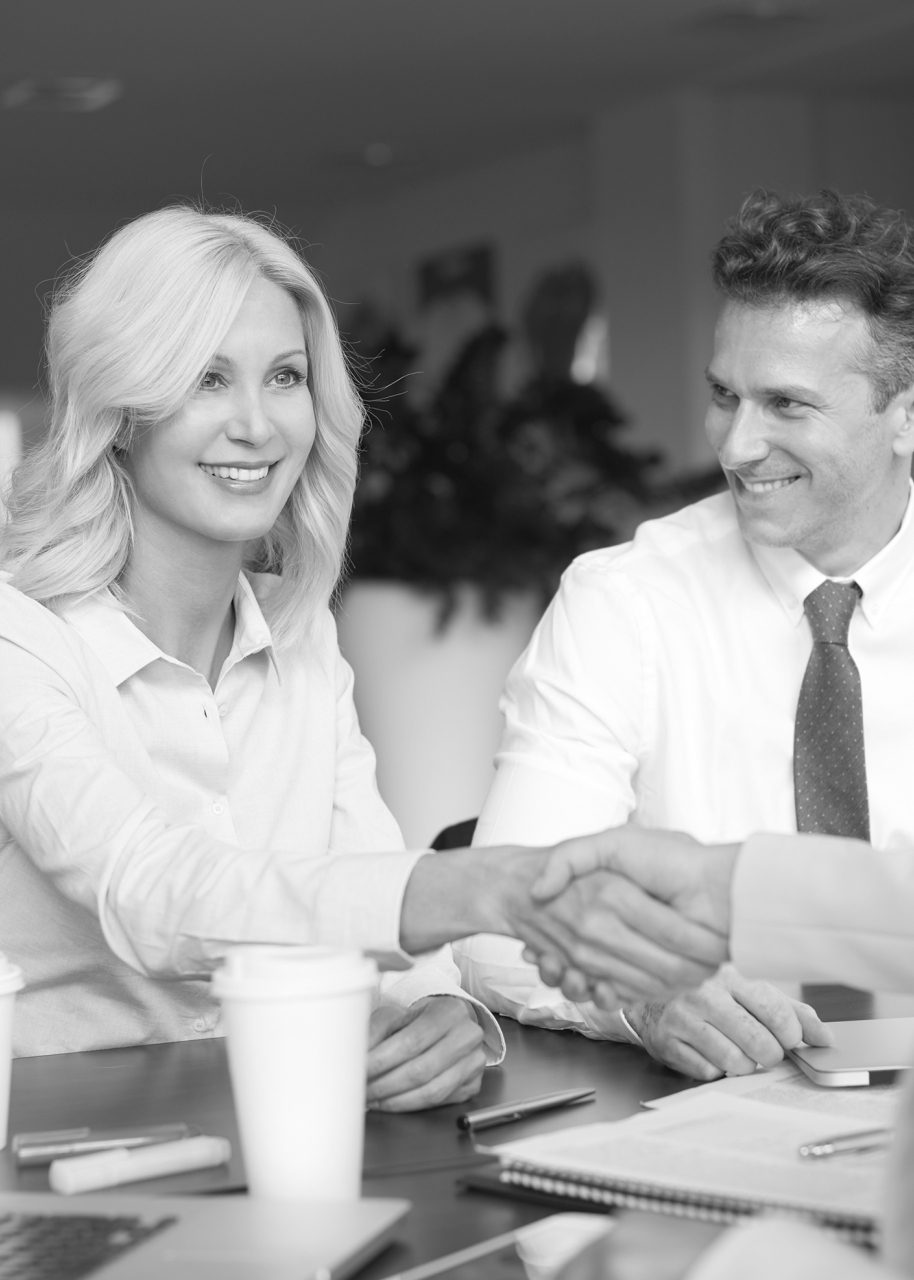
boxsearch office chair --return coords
[430,818,477,850]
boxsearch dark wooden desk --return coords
[3,1019,692,1276]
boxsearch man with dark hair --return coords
[457,188,914,1079]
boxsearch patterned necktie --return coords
[794,579,872,1019]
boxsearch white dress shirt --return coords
[456,487,914,1033]
[0,574,503,1058]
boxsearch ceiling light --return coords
[363,142,393,168]
[1,76,123,113]
[688,2,819,36]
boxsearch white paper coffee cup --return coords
[213,945,377,1201]
[0,954,24,1150]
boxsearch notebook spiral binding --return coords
[498,1162,878,1250]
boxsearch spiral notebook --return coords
[474,1092,885,1246]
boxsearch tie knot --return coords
[803,579,861,644]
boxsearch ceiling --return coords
[4,0,914,219]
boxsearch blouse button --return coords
[212,801,224,815]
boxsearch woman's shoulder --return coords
[0,580,99,672]
[0,579,65,638]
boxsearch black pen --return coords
[456,1087,595,1131]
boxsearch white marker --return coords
[49,1134,231,1195]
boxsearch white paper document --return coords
[483,1091,886,1222]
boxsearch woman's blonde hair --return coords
[0,206,364,645]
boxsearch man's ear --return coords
[891,383,914,460]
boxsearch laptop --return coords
[0,1189,410,1280]
[788,1016,914,1087]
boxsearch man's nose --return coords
[716,401,769,470]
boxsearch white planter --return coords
[336,581,542,849]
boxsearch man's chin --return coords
[731,504,798,551]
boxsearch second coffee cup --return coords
[213,944,377,1201]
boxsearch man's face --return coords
[705,298,914,575]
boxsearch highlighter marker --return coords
[49,1135,231,1195]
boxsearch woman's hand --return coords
[366,995,487,1112]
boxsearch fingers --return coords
[367,1002,413,1050]
[723,970,826,1060]
[366,997,487,1112]
[539,883,727,987]
[636,978,804,1078]
[793,1000,835,1047]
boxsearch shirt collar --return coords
[749,480,914,628]
[61,572,280,688]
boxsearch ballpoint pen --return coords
[798,1126,891,1159]
[12,1122,198,1166]
[456,1087,596,1131]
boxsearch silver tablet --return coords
[788,1017,914,1087]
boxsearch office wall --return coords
[310,87,914,473]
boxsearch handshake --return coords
[491,827,739,1008]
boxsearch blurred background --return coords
[4,0,914,844]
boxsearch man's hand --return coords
[517,826,737,1004]
[624,963,833,1081]
[508,863,730,1008]
[532,826,737,937]
[366,996,486,1112]
[400,831,731,1010]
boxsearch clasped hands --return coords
[511,826,831,1079]
[508,826,736,1010]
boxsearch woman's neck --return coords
[120,535,245,689]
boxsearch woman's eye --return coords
[273,367,307,388]
[199,371,222,390]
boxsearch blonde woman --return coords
[0,206,510,1109]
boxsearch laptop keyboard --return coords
[0,1210,176,1279]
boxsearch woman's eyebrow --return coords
[208,347,309,366]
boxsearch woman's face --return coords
[124,275,317,561]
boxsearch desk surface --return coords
[5,1019,692,1276]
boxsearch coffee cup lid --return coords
[212,945,377,1002]
[0,953,24,996]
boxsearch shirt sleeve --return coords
[454,561,649,1032]
[684,1217,897,1280]
[732,833,914,991]
[0,596,425,979]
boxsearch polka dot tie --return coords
[794,579,872,1019]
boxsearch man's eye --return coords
[709,383,735,404]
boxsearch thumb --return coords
[530,834,608,901]
[793,1003,836,1048]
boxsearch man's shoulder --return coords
[567,492,745,590]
